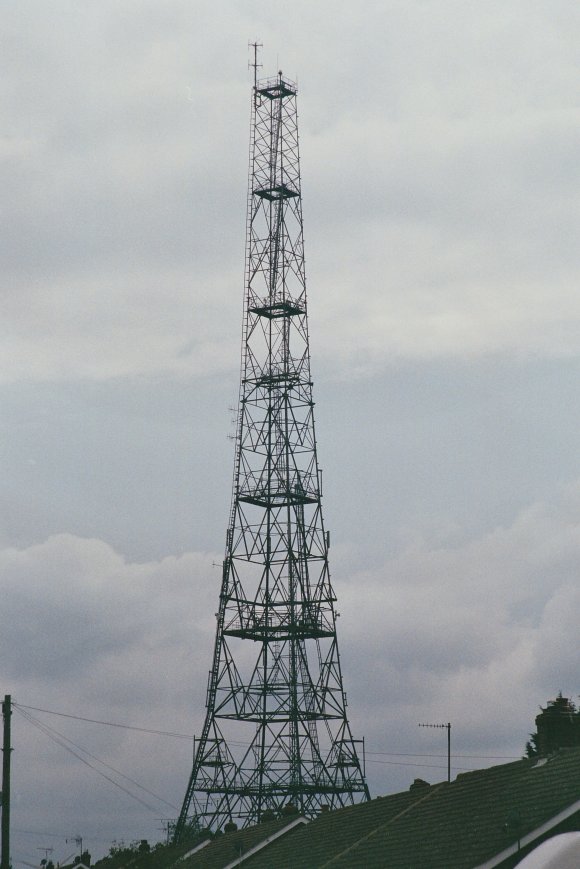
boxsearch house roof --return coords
[240,747,580,869]
[179,816,305,869]
[91,747,580,869]
[238,788,426,869]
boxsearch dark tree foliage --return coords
[93,828,216,869]
[525,731,539,759]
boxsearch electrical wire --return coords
[12,829,68,839]
[13,702,193,740]
[366,750,521,760]
[16,705,158,812]
[14,706,178,813]
[368,758,480,772]
[12,701,522,774]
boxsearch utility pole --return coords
[1,695,12,869]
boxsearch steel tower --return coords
[175,66,369,840]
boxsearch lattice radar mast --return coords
[174,68,370,840]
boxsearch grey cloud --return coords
[0,491,576,863]
[0,532,220,856]
[0,535,217,686]
[2,2,579,385]
[2,0,580,861]
[334,485,580,790]
[3,482,579,850]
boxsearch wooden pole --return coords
[1,695,12,869]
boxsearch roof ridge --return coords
[318,784,445,868]
[220,817,308,869]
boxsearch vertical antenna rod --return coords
[248,41,263,94]
[418,722,452,783]
[1,695,11,869]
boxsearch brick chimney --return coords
[535,695,580,755]
[409,778,430,793]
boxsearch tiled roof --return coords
[327,748,580,869]
[240,789,430,869]
[92,748,580,868]
[179,817,304,869]
[240,747,580,869]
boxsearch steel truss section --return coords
[174,71,369,841]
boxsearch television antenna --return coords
[418,722,452,782]
[66,835,83,861]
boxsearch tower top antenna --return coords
[248,40,263,90]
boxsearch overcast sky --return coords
[2,1,580,864]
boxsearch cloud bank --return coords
[2,1,579,384]
[2,482,579,853]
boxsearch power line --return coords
[14,707,178,813]
[12,701,522,774]
[13,703,193,740]
[45,726,179,810]
[366,750,521,760]
[16,706,158,812]
[367,758,487,772]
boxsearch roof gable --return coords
[180,817,306,868]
